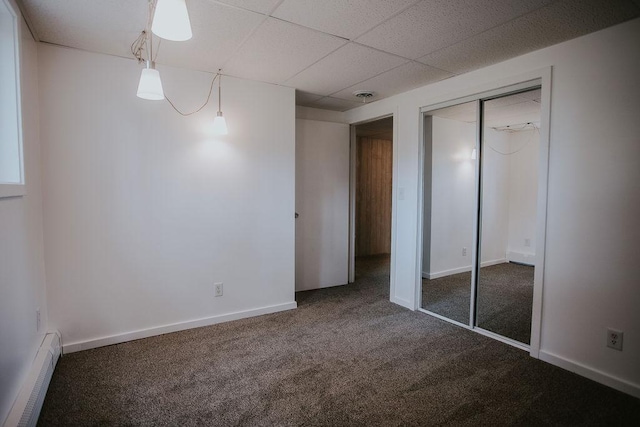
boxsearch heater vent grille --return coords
[5,333,61,427]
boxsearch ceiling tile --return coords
[331,61,452,101]
[223,17,347,84]
[285,43,407,96]
[310,97,363,112]
[417,0,640,74]
[214,0,282,15]
[272,0,417,39]
[22,0,147,58]
[295,90,324,106]
[156,2,265,72]
[355,0,553,59]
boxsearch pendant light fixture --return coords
[152,0,192,41]
[136,22,164,101]
[212,70,228,135]
[137,62,164,100]
[132,1,229,134]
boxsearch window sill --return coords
[0,183,26,198]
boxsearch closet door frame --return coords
[416,68,552,358]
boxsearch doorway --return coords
[351,117,393,286]
[420,83,546,349]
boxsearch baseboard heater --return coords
[4,332,61,427]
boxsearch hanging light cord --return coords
[164,73,219,116]
[484,124,539,156]
[131,0,158,63]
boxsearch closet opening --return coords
[418,80,548,351]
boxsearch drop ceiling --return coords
[19,0,640,111]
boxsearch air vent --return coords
[353,90,376,103]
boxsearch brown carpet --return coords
[422,263,534,344]
[39,255,640,426]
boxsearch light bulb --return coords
[137,67,164,101]
[212,112,228,135]
[152,0,192,41]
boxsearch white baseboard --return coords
[62,302,298,354]
[539,350,640,399]
[424,258,507,280]
[507,251,535,265]
[295,281,348,292]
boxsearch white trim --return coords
[390,296,412,310]
[422,258,507,280]
[0,0,25,195]
[474,327,530,352]
[529,67,552,359]
[506,251,535,265]
[348,125,356,283]
[389,107,399,307]
[0,183,26,198]
[418,308,470,329]
[539,350,640,399]
[62,302,297,354]
[296,282,347,292]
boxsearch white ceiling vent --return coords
[353,90,376,103]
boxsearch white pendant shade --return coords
[212,114,228,135]
[152,0,192,41]
[137,68,165,101]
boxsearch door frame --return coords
[348,114,395,288]
[415,67,552,358]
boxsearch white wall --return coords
[295,119,349,291]
[423,119,510,278]
[346,18,640,396]
[0,14,47,424]
[425,117,476,277]
[38,44,296,352]
[480,128,510,264]
[506,129,539,264]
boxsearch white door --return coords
[295,119,350,291]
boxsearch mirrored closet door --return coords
[420,100,477,326]
[420,85,542,347]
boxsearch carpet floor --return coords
[39,255,640,426]
[422,263,534,344]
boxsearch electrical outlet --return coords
[462,247,467,256]
[524,238,531,247]
[214,282,223,297]
[607,328,623,351]
[36,308,41,332]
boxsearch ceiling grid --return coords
[19,0,640,111]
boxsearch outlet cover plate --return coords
[607,328,623,351]
[214,282,223,297]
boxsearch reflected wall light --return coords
[471,147,477,160]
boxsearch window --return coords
[0,0,24,198]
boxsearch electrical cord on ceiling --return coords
[164,73,219,116]
[130,22,218,116]
[484,124,539,156]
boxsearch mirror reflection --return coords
[421,101,477,324]
[476,89,541,344]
